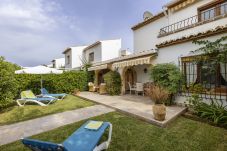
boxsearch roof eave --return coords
[131,12,165,31]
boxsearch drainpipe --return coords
[162,6,168,17]
[162,6,169,26]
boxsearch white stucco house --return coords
[63,46,87,69]
[83,39,122,64]
[63,39,122,71]
[52,58,65,69]
[88,0,227,102]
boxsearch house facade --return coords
[51,58,65,69]
[63,39,121,71]
[88,0,227,102]
[132,0,227,103]
[63,46,87,69]
[83,39,122,63]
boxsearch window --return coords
[220,2,227,15]
[198,0,227,21]
[182,59,227,91]
[89,52,94,62]
[200,7,216,21]
[67,55,70,65]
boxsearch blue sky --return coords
[0,0,170,66]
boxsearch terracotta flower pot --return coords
[153,104,166,121]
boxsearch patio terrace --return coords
[78,92,187,127]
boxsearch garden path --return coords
[0,105,114,145]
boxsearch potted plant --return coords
[147,85,169,121]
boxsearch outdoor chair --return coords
[16,90,57,107]
[136,83,144,96]
[41,88,67,99]
[88,82,96,92]
[21,120,112,151]
[128,82,136,94]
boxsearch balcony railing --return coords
[159,3,227,37]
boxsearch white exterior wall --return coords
[71,46,87,68]
[64,50,72,69]
[53,58,65,69]
[101,39,121,61]
[134,64,152,83]
[64,46,87,69]
[133,17,167,52]
[133,0,227,52]
[167,0,214,25]
[153,33,227,65]
[83,39,122,63]
[84,44,102,63]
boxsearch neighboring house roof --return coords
[62,46,87,54]
[62,47,72,54]
[52,58,65,62]
[83,41,101,51]
[156,25,227,48]
[131,12,165,30]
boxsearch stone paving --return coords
[0,105,114,145]
[78,92,187,127]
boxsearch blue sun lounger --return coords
[22,120,112,151]
[41,88,67,99]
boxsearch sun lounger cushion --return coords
[41,88,66,97]
[22,121,111,151]
[21,90,36,99]
[30,97,55,101]
[63,121,110,151]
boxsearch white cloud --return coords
[0,0,58,31]
[0,0,137,66]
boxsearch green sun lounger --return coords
[16,90,57,106]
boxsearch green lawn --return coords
[0,95,94,125]
[1,112,226,151]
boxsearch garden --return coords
[0,112,226,151]
[0,37,227,150]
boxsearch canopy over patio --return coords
[112,56,152,69]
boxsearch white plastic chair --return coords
[128,82,136,94]
[136,83,144,96]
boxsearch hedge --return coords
[15,71,89,96]
[0,57,20,109]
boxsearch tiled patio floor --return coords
[78,92,187,127]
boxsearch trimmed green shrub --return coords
[150,63,183,105]
[188,94,227,126]
[15,71,88,95]
[150,63,183,94]
[0,57,20,109]
[104,71,121,95]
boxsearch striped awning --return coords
[88,64,108,71]
[112,56,152,69]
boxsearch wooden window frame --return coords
[198,0,225,21]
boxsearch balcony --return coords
[159,3,227,37]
